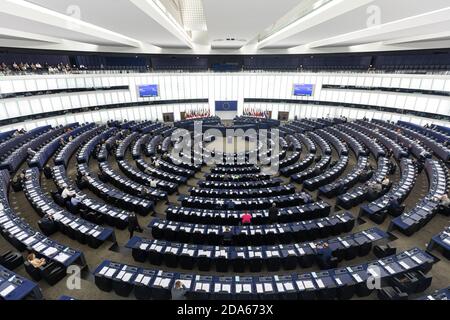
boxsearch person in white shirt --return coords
[61,187,76,200]
[439,194,450,208]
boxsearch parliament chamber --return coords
[0,0,449,304]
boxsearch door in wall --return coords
[163,112,175,123]
[180,111,186,120]
[278,111,289,121]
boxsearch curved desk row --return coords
[77,127,117,164]
[136,158,187,184]
[118,159,178,193]
[291,155,332,184]
[150,212,355,245]
[197,178,282,190]
[0,126,51,163]
[0,264,42,300]
[427,226,450,260]
[398,120,450,162]
[77,163,153,215]
[189,183,296,199]
[98,161,167,201]
[23,168,115,248]
[116,132,139,161]
[29,123,91,169]
[54,124,100,168]
[339,125,385,159]
[178,192,313,210]
[317,129,348,156]
[126,227,387,272]
[94,248,434,300]
[327,126,367,157]
[0,170,86,269]
[352,122,408,160]
[391,159,449,236]
[304,155,349,191]
[165,201,331,225]
[417,286,450,300]
[337,157,390,209]
[371,120,431,159]
[319,156,369,198]
[280,153,315,177]
[1,126,66,173]
[52,165,130,229]
[360,158,417,222]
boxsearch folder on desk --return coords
[0,284,15,298]
[43,247,57,256]
[263,283,273,292]
[54,252,70,264]
[98,266,109,276]
[141,276,151,286]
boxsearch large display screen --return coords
[215,101,238,111]
[293,84,314,96]
[138,84,158,97]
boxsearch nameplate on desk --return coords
[0,284,15,298]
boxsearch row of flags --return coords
[184,108,270,119]
[185,108,211,120]
[243,108,270,118]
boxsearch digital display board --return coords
[138,84,158,97]
[293,84,314,96]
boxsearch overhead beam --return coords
[129,0,193,48]
[0,0,143,48]
[257,0,375,49]
[306,7,450,48]
[383,31,450,45]
[2,36,450,56]
[0,27,61,43]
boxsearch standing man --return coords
[268,203,279,224]
[128,212,143,239]
[171,280,188,300]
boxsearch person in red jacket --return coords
[241,211,252,225]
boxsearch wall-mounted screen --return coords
[138,84,158,97]
[293,84,314,96]
[215,101,238,111]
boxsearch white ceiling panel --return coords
[0,12,124,46]
[26,0,188,47]
[268,0,450,49]
[0,0,446,54]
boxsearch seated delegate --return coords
[27,253,46,268]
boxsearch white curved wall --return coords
[1,72,449,130]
